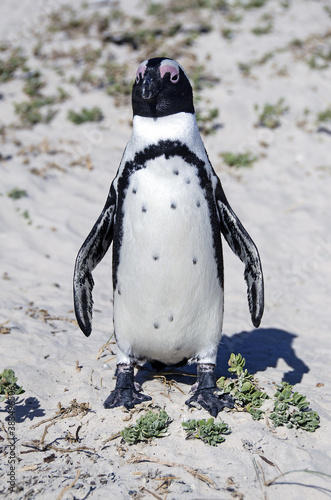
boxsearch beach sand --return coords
[1,0,330,498]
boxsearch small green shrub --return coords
[307,49,331,70]
[217,353,269,419]
[67,106,104,124]
[121,410,171,444]
[23,70,45,97]
[0,48,27,83]
[255,98,289,128]
[0,369,25,402]
[220,152,258,168]
[270,382,320,432]
[317,107,331,123]
[196,108,219,135]
[251,22,273,36]
[217,354,320,431]
[7,188,27,199]
[14,97,57,126]
[182,417,230,446]
[242,0,268,9]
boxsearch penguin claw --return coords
[104,388,152,410]
[185,390,234,417]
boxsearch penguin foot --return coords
[185,389,234,417]
[103,363,152,410]
[104,387,152,410]
[185,363,234,417]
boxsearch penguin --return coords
[73,57,264,417]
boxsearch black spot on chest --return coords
[112,139,223,289]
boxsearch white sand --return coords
[1,0,331,498]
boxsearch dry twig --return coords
[56,468,81,500]
[128,454,217,489]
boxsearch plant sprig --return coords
[220,151,258,168]
[217,353,269,419]
[255,98,289,128]
[121,410,171,444]
[67,106,104,125]
[270,382,320,432]
[0,369,25,402]
[182,417,230,446]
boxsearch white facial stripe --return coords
[136,60,148,82]
[160,59,180,81]
[161,58,189,80]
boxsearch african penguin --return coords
[73,57,264,417]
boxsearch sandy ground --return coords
[1,0,331,498]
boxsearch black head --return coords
[132,57,194,118]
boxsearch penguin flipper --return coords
[216,182,264,327]
[73,186,116,337]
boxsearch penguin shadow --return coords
[135,327,309,390]
[218,327,310,385]
[1,396,46,423]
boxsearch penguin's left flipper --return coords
[73,185,116,337]
[216,182,264,327]
[185,364,234,417]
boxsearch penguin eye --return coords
[170,73,179,83]
[135,74,140,84]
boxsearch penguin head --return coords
[132,57,194,118]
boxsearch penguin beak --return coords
[141,77,158,100]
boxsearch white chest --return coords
[113,154,223,365]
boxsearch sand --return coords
[1,0,331,498]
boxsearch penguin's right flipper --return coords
[216,181,264,328]
[73,185,116,337]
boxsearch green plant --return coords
[121,410,171,444]
[218,355,320,431]
[217,353,268,419]
[221,27,234,39]
[251,22,273,36]
[325,5,331,17]
[317,107,331,123]
[307,48,331,70]
[270,382,320,432]
[182,417,230,446]
[0,369,25,402]
[196,108,219,135]
[67,106,104,124]
[220,152,258,168]
[14,97,57,126]
[255,98,289,128]
[23,70,45,97]
[57,87,70,102]
[103,61,132,103]
[242,0,268,9]
[7,187,27,199]
[0,48,27,83]
[21,210,32,223]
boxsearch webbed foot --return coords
[185,389,234,417]
[104,363,152,410]
[185,363,234,417]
